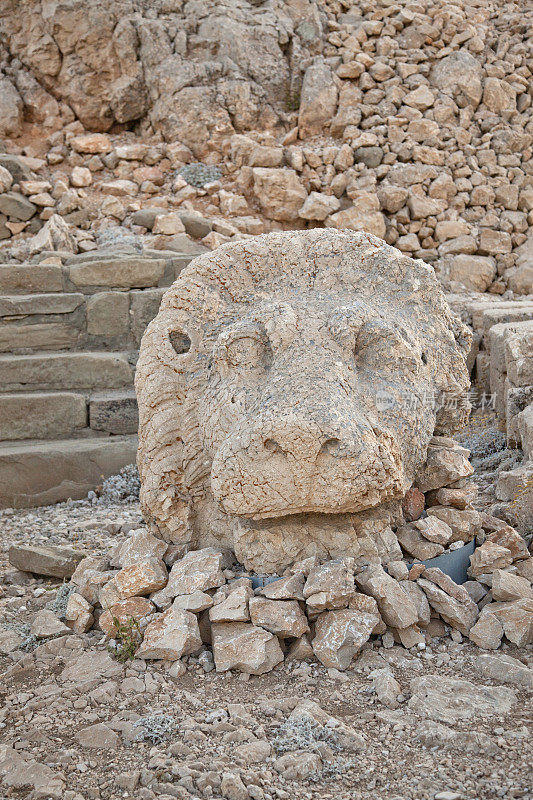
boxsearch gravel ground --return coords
[1,473,532,800]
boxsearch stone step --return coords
[0,263,64,294]
[0,391,88,441]
[0,435,138,508]
[89,390,138,435]
[0,249,197,294]
[0,287,166,353]
[0,321,81,352]
[0,388,139,440]
[0,292,84,353]
[0,351,135,392]
[0,292,85,316]
[67,254,166,290]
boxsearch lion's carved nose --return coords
[259,421,359,462]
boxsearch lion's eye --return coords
[355,322,420,374]
[225,335,265,368]
[169,330,191,355]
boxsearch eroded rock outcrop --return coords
[136,229,471,572]
[0,0,325,142]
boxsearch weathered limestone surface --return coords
[9,543,87,578]
[136,230,471,573]
[0,435,138,507]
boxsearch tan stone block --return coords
[252,167,307,222]
[397,525,445,560]
[249,597,309,638]
[129,288,165,345]
[415,440,473,492]
[211,622,284,674]
[65,592,94,633]
[89,391,138,435]
[407,195,446,219]
[115,557,168,599]
[303,559,355,613]
[172,591,213,613]
[487,527,529,561]
[0,264,63,293]
[327,196,386,237]
[413,516,454,545]
[71,134,112,153]
[484,599,533,646]
[0,392,87,440]
[448,255,496,292]
[31,610,71,638]
[469,542,513,577]
[209,584,252,623]
[87,291,129,336]
[137,606,202,660]
[69,257,165,289]
[0,293,83,316]
[77,569,116,606]
[479,229,512,255]
[355,565,418,629]
[9,543,87,578]
[0,436,136,509]
[152,212,186,235]
[400,581,431,627]
[114,529,168,568]
[165,548,225,597]
[258,572,305,601]
[0,322,79,352]
[312,608,377,670]
[469,612,503,649]
[492,569,533,601]
[426,507,482,542]
[417,575,479,634]
[504,324,533,386]
[0,352,133,392]
[99,597,156,636]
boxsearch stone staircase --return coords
[0,245,203,508]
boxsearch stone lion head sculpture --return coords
[136,230,471,573]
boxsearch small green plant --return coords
[107,615,142,662]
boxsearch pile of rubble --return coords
[0,153,48,242]
[13,523,532,676]
[7,434,530,676]
[0,0,531,295]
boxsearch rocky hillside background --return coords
[0,0,531,296]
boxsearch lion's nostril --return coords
[264,438,284,455]
[320,437,342,456]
